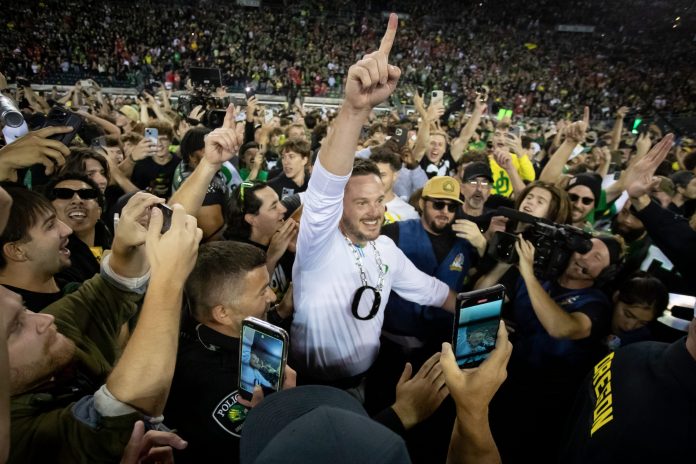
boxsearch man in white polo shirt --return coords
[291,14,457,388]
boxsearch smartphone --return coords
[245,87,256,99]
[238,317,289,400]
[155,203,173,233]
[42,106,83,146]
[431,90,444,107]
[264,109,274,124]
[452,285,505,368]
[393,127,408,149]
[144,127,158,146]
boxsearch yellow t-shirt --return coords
[488,154,536,197]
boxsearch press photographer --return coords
[177,67,235,130]
[486,206,593,281]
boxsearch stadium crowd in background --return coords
[0,2,695,463]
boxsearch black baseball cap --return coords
[240,385,410,464]
[463,161,494,183]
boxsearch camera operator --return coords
[490,232,623,464]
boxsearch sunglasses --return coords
[569,193,594,206]
[52,187,99,201]
[427,199,458,213]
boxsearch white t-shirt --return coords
[384,195,420,223]
[292,160,450,380]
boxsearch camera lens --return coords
[0,95,24,128]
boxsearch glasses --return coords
[569,193,594,206]
[467,179,491,189]
[52,188,99,201]
[427,199,458,213]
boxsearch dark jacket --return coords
[9,274,143,463]
[632,199,696,284]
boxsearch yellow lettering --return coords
[594,386,612,420]
[593,371,611,398]
[591,408,613,436]
[593,352,614,381]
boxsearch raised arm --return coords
[77,110,121,138]
[539,107,588,184]
[168,106,241,239]
[451,99,487,162]
[319,13,401,175]
[610,106,629,152]
[109,192,165,278]
[412,91,431,162]
[443,321,511,464]
[106,204,202,416]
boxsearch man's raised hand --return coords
[344,13,401,113]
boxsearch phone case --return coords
[238,317,289,400]
[452,285,505,368]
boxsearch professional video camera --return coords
[487,207,593,281]
[177,67,238,129]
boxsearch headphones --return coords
[593,262,622,288]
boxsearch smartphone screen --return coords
[238,317,288,400]
[453,285,505,368]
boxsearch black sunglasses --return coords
[569,193,594,206]
[427,199,458,213]
[52,187,99,201]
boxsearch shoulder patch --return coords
[212,390,248,437]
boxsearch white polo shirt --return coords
[291,160,450,380]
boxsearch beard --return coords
[10,335,76,395]
[341,215,381,243]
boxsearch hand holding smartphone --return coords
[431,90,444,107]
[155,203,173,233]
[452,285,505,368]
[238,317,289,400]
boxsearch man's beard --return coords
[341,216,381,243]
[10,337,76,395]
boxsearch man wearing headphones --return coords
[491,234,623,463]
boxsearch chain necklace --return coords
[343,234,384,320]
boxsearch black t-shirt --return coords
[267,172,309,201]
[131,156,180,199]
[420,152,456,179]
[3,284,63,312]
[559,338,696,463]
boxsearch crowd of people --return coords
[1,0,695,117]
[1,5,696,464]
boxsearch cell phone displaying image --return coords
[144,127,158,146]
[238,317,289,400]
[453,285,505,368]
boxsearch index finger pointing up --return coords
[379,13,399,57]
[582,106,590,127]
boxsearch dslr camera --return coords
[487,208,593,281]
